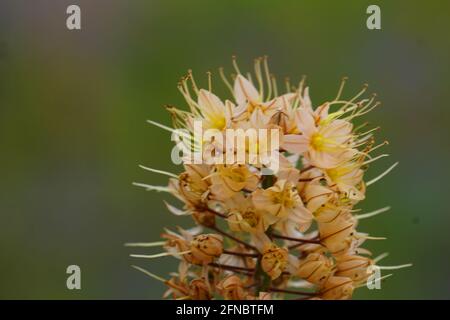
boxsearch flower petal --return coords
[234,75,260,105]
[282,134,309,154]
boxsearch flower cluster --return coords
[129,57,410,300]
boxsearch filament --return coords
[125,241,166,247]
[130,250,191,259]
[139,165,178,178]
[132,182,170,192]
[131,265,167,283]
[356,206,391,220]
[366,162,399,186]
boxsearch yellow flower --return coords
[253,179,312,231]
[226,193,267,233]
[169,164,211,208]
[196,89,232,131]
[209,164,259,200]
[283,108,356,169]
[325,161,365,201]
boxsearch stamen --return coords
[357,126,381,138]
[362,153,389,166]
[368,141,389,154]
[254,58,264,99]
[132,182,170,192]
[147,120,194,141]
[354,134,374,147]
[373,252,389,263]
[271,74,279,97]
[246,72,253,84]
[207,71,212,91]
[360,235,387,240]
[125,241,166,247]
[354,121,369,132]
[187,69,199,94]
[366,162,399,186]
[347,101,381,120]
[298,75,306,94]
[356,206,390,220]
[377,263,413,270]
[164,201,190,216]
[219,67,234,96]
[179,80,200,115]
[263,56,272,100]
[357,94,377,114]
[285,77,291,93]
[343,83,368,110]
[139,165,178,178]
[131,265,167,283]
[130,250,191,259]
[232,55,242,74]
[334,76,348,101]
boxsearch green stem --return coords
[254,257,272,293]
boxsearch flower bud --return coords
[335,255,372,283]
[261,244,288,280]
[190,234,223,264]
[297,252,333,286]
[178,172,207,207]
[318,211,355,254]
[227,208,261,232]
[162,233,203,265]
[216,275,247,300]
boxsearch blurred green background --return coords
[0,0,449,299]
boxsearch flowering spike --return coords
[129,57,409,300]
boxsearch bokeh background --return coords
[1,0,449,299]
